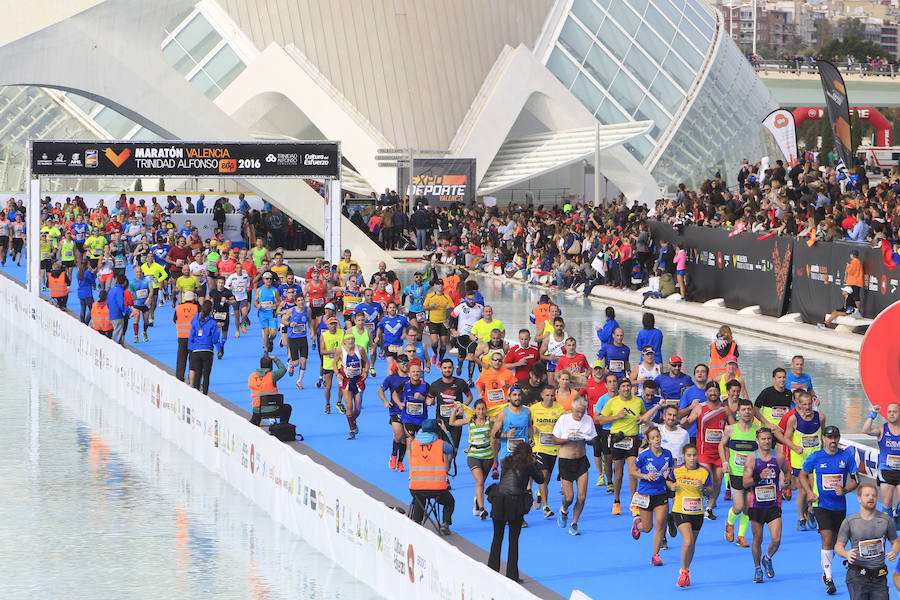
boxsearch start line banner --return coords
[0,274,543,600]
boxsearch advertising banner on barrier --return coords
[648,223,793,316]
[0,275,543,600]
[762,109,798,167]
[816,61,855,169]
[789,240,900,323]
[399,158,476,207]
[167,213,243,244]
[31,140,341,179]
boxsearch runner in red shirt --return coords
[217,250,238,278]
[555,337,590,377]
[683,381,732,519]
[503,328,541,382]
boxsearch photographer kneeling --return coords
[487,443,544,582]
[408,419,455,535]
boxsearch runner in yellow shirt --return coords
[596,378,649,515]
[174,264,200,303]
[423,280,455,365]
[532,385,567,518]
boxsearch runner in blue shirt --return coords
[629,426,674,566]
[128,265,153,343]
[354,288,384,376]
[284,296,310,389]
[377,301,410,373]
[402,272,429,325]
[678,364,711,441]
[379,356,411,470]
[150,239,170,266]
[655,356,693,404]
[800,425,859,594]
[785,355,816,405]
[598,327,630,379]
[277,272,304,300]
[70,218,89,257]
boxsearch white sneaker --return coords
[852,308,864,320]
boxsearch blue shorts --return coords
[259,312,279,329]
[676,269,686,276]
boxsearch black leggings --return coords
[488,517,523,580]
[189,350,214,394]
[80,298,93,324]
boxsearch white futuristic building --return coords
[0,0,779,258]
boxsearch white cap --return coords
[841,286,853,294]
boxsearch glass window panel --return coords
[663,52,695,89]
[679,17,708,49]
[164,8,195,37]
[594,99,628,125]
[635,23,667,63]
[644,2,675,43]
[597,17,629,61]
[559,17,591,63]
[162,41,196,76]
[624,137,652,162]
[570,73,604,114]
[594,0,611,8]
[571,0,603,35]
[686,0,716,28]
[65,93,101,115]
[130,127,161,141]
[652,0,682,25]
[615,4,642,36]
[583,44,618,88]
[94,108,137,139]
[649,72,683,112]
[626,0,649,13]
[174,14,221,61]
[547,47,579,88]
[610,71,644,114]
[189,69,219,99]
[203,45,245,89]
[683,3,714,39]
[676,36,704,70]
[623,46,656,88]
[634,97,670,138]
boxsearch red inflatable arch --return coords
[859,300,900,417]
[793,106,892,146]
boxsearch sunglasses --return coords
[670,362,682,367]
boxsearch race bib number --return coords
[822,474,843,491]
[801,434,821,450]
[176,259,184,266]
[311,298,324,307]
[631,493,650,509]
[345,301,358,311]
[388,345,401,353]
[439,404,453,418]
[539,432,555,446]
[613,436,634,451]
[292,323,307,335]
[704,428,723,444]
[734,452,749,467]
[213,311,227,321]
[887,455,900,470]
[486,388,505,405]
[609,360,625,372]
[114,256,125,268]
[682,497,702,514]
[859,538,885,560]
[755,484,777,502]
[365,322,375,332]
[406,401,423,416]
[416,312,426,322]
[506,438,524,454]
[771,406,788,419]
[135,289,149,299]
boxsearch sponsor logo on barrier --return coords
[882,275,888,295]
[407,544,416,583]
[104,147,131,168]
[393,539,407,577]
[318,491,325,518]
[309,487,316,511]
[218,159,237,173]
[85,149,98,168]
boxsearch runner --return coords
[800,425,859,595]
[504,329,541,385]
[491,388,531,481]
[596,378,647,516]
[786,355,816,403]
[401,271,428,332]
[861,403,900,527]
[554,371,579,412]
[208,276,234,360]
[683,381,731,520]
[531,385,567,518]
[225,262,251,336]
[583,367,614,488]
[378,354,410,470]
[598,327,631,381]
[834,483,899,600]
[449,398,493,519]
[423,280,454,365]
[555,337,590,378]
[319,316,343,415]
[128,265,153,343]
[677,365,709,445]
[283,295,310,389]
[254,272,281,353]
[335,334,368,440]
[305,268,329,347]
[540,317,568,387]
[552,397,597,535]
[276,287,298,354]
[720,399,758,547]
[630,425,674,566]
[353,288,384,376]
[475,350,517,419]
[783,391,824,531]
[630,347,661,399]
[0,210,9,267]
[10,213,25,266]
[140,253,167,326]
[393,361,432,470]
[450,291,483,380]
[428,358,472,454]
[470,305,506,350]
[346,311,372,386]
[377,301,410,374]
[668,443,713,588]
[717,355,748,399]
[474,328,510,371]
[743,427,789,583]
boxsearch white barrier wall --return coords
[0,273,544,600]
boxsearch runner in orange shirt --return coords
[476,350,518,417]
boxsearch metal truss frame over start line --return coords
[25,139,342,295]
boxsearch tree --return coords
[134,178,143,192]
[841,18,865,42]
[814,19,834,48]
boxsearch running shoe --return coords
[807,507,818,529]
[596,473,606,487]
[612,501,621,515]
[289,365,294,376]
[650,554,663,566]
[735,536,749,548]
[725,523,735,542]
[606,483,614,494]
[631,516,642,540]
[368,367,376,378]
[490,467,499,480]
[630,505,640,517]
[316,376,324,388]
[324,403,331,415]
[466,379,474,388]
[816,323,826,329]
[762,555,774,578]
[296,381,303,391]
[667,514,677,538]
[660,538,668,551]
[521,520,528,528]
[241,324,248,333]
[823,574,836,595]
[396,461,405,472]
[704,507,716,521]
[148,317,154,326]
[235,330,240,338]
[431,354,437,365]
[557,510,568,528]
[456,365,463,376]
[796,518,808,531]
[217,350,224,360]
[533,492,541,509]
[347,431,356,440]
[677,569,691,588]
[568,524,580,536]
[390,455,397,470]
[724,489,732,502]
[133,335,139,343]
[543,506,555,519]
[753,568,763,583]
[479,508,488,520]
[782,488,792,501]
[337,401,346,415]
